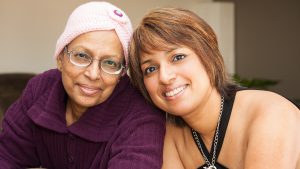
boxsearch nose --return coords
[84,60,101,80]
[159,64,176,85]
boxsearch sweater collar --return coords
[27,71,130,142]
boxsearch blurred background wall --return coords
[0,0,299,100]
[217,0,300,100]
[0,0,234,73]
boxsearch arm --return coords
[244,94,300,169]
[162,122,185,169]
[0,78,40,168]
[108,108,166,169]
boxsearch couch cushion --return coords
[0,73,35,125]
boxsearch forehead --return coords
[139,46,173,62]
[141,42,179,55]
[141,43,198,56]
[140,45,199,65]
[68,30,123,55]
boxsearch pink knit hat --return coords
[54,1,133,66]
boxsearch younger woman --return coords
[129,7,300,169]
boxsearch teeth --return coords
[165,86,186,97]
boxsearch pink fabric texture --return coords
[54,1,133,66]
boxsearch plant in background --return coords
[232,74,300,106]
[232,74,279,90]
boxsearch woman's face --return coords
[57,30,123,112]
[140,46,213,117]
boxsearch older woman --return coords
[129,7,300,169]
[0,2,165,169]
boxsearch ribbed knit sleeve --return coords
[0,75,41,168]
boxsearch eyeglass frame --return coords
[63,46,126,75]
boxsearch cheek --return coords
[143,77,157,96]
[102,74,121,85]
[100,76,121,96]
[103,79,119,91]
[61,67,80,85]
[61,73,75,99]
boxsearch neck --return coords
[66,99,86,126]
[183,89,222,143]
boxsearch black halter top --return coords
[192,88,300,169]
[192,93,236,169]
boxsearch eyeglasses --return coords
[64,46,125,75]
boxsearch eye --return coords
[173,54,186,62]
[101,59,121,69]
[144,66,157,75]
[73,51,90,60]
[104,59,117,66]
[70,51,91,65]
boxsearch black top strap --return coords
[194,93,236,169]
[215,93,236,158]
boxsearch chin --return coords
[76,98,102,108]
[166,105,191,116]
[168,111,182,117]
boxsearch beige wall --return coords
[0,0,234,74]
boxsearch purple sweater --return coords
[0,69,165,169]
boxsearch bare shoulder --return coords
[236,90,300,135]
[165,121,189,152]
[162,121,185,169]
[236,90,299,117]
[235,90,300,168]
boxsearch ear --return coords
[121,67,129,77]
[56,54,63,71]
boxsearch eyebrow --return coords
[70,45,123,59]
[140,47,178,65]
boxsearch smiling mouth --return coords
[165,85,187,97]
[79,85,101,96]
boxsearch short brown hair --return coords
[128,7,236,126]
